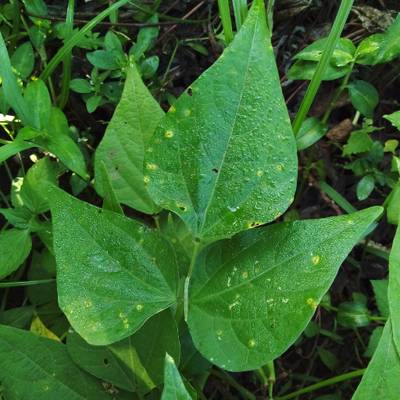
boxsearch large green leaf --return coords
[95,64,163,214]
[389,222,400,353]
[50,188,178,345]
[0,228,32,279]
[67,310,180,394]
[0,325,111,400]
[161,354,193,400]
[352,320,400,399]
[188,207,382,371]
[145,0,297,242]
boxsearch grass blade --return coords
[40,0,131,81]
[218,0,234,44]
[292,0,354,135]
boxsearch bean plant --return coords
[0,1,400,399]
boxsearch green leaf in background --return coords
[296,117,328,150]
[387,182,400,225]
[288,60,351,81]
[352,320,400,399]
[347,80,379,118]
[131,15,159,59]
[70,78,93,94]
[188,207,382,371]
[356,14,400,65]
[343,131,374,156]
[146,0,297,242]
[0,229,31,279]
[371,279,389,317]
[20,157,62,214]
[0,324,112,400]
[50,188,178,345]
[95,64,163,214]
[356,175,375,201]
[337,298,370,329]
[24,79,52,131]
[67,310,180,394]
[35,107,88,179]
[11,42,35,79]
[161,354,193,400]
[0,32,31,125]
[389,222,400,354]
[87,50,121,70]
[384,110,400,131]
[293,37,356,67]
[21,0,48,16]
[363,326,384,358]
[0,306,34,329]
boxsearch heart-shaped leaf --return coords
[188,207,382,371]
[145,0,297,242]
[50,188,178,345]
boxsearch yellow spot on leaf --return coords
[164,130,174,138]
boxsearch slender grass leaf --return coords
[146,0,297,242]
[0,229,31,279]
[161,354,193,400]
[188,207,382,371]
[50,188,178,345]
[67,310,180,394]
[0,324,112,400]
[0,140,36,164]
[95,64,162,214]
[352,320,400,399]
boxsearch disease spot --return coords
[216,329,223,339]
[275,164,284,172]
[347,219,355,225]
[212,168,219,174]
[164,130,174,138]
[248,339,256,348]
[169,106,176,113]
[256,170,264,177]
[146,163,158,171]
[103,358,110,366]
[187,87,193,96]
[83,300,92,308]
[227,206,238,212]
[266,298,274,303]
[311,254,321,265]
[228,301,239,310]
[247,221,261,228]
[183,109,191,116]
[143,176,150,183]
[282,298,289,303]
[43,385,50,392]
[242,271,249,279]
[136,304,143,311]
[176,202,187,212]
[306,298,318,309]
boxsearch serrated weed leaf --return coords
[187,207,382,371]
[95,64,163,214]
[352,320,400,399]
[50,188,178,345]
[0,325,111,400]
[145,0,297,242]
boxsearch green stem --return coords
[321,61,355,124]
[58,0,75,109]
[276,369,365,400]
[40,0,131,81]
[184,241,201,321]
[292,0,354,135]
[0,279,55,288]
[211,369,256,400]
